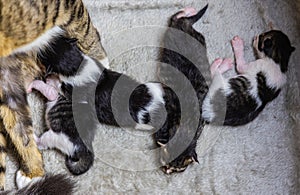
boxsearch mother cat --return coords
[0,0,107,192]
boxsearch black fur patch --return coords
[155,5,209,173]
[37,36,84,76]
[258,30,295,73]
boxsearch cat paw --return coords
[210,58,233,77]
[16,170,32,189]
[16,170,42,189]
[176,7,197,19]
[231,36,244,51]
[210,58,223,77]
[218,58,234,74]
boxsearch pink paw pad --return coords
[218,58,234,74]
[231,36,244,50]
[210,58,223,77]
[176,7,197,19]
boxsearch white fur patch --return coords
[137,83,165,124]
[202,72,226,121]
[135,123,154,130]
[16,170,32,189]
[60,56,101,86]
[99,57,110,69]
[38,129,75,156]
[13,26,64,54]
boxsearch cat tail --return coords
[65,143,94,176]
[0,174,76,195]
[187,4,208,24]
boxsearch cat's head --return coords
[38,37,84,77]
[253,30,295,73]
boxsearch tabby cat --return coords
[0,0,107,191]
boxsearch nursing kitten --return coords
[31,5,210,175]
[0,0,107,191]
[202,30,295,126]
[28,37,166,175]
[154,5,209,173]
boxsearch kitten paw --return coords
[210,58,233,77]
[210,58,223,77]
[231,36,244,51]
[176,7,197,19]
[218,58,234,74]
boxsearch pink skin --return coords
[176,7,197,19]
[231,36,248,73]
[210,58,234,77]
[27,80,58,101]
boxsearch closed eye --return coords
[264,38,272,48]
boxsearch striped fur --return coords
[0,0,106,61]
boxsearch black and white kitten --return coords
[29,37,166,175]
[154,5,209,173]
[31,5,210,175]
[202,30,295,126]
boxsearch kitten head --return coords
[253,30,295,73]
[38,37,84,77]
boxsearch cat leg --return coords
[27,80,58,101]
[35,129,75,157]
[0,130,6,190]
[0,105,44,189]
[210,58,233,77]
[202,58,233,122]
[231,36,248,73]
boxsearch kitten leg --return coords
[36,130,75,157]
[217,58,234,73]
[231,36,247,73]
[210,58,233,77]
[27,80,58,101]
[202,59,231,123]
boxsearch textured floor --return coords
[6,0,300,194]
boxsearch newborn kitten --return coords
[31,5,210,175]
[202,30,295,126]
[154,5,209,173]
[29,37,166,175]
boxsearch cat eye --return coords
[264,38,272,48]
